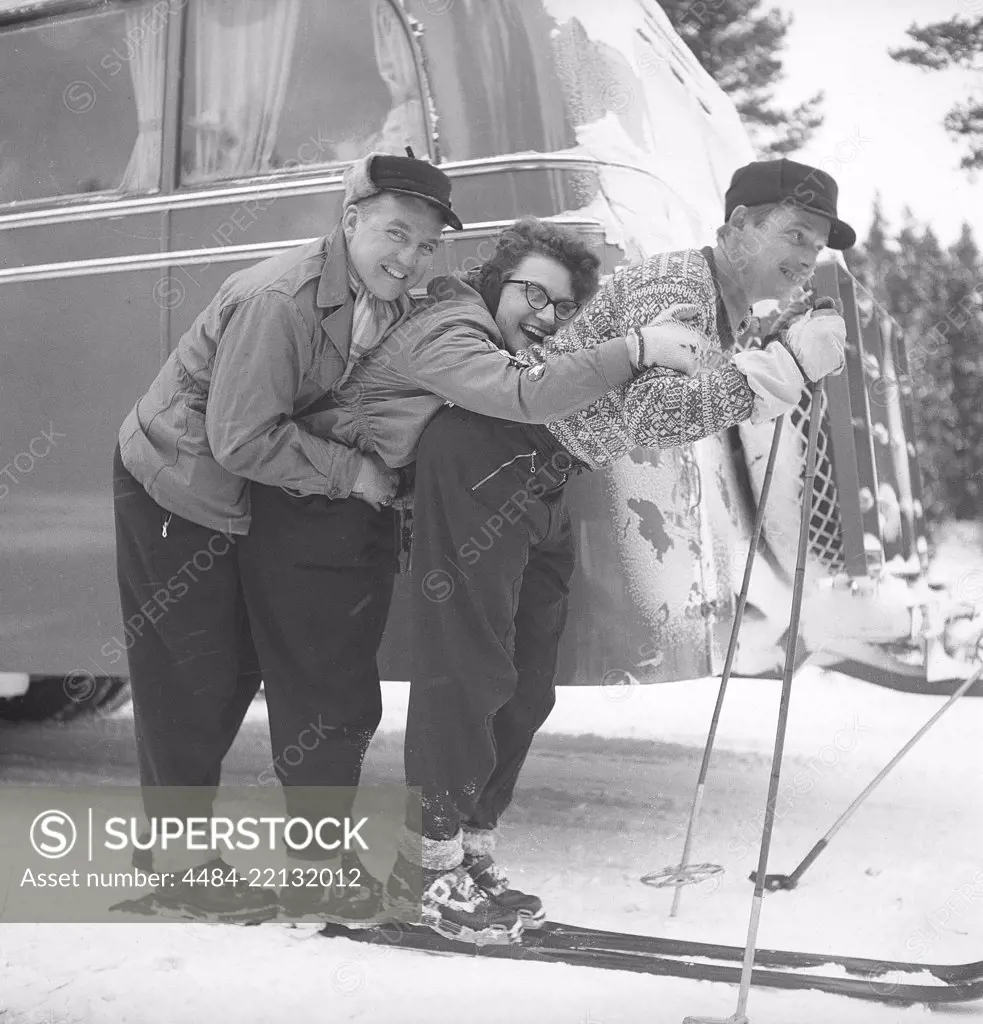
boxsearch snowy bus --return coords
[0,0,972,721]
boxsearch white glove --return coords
[784,308,847,382]
[627,303,704,375]
[732,344,805,423]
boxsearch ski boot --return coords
[463,852,546,928]
[279,857,384,926]
[114,857,279,923]
[384,853,524,946]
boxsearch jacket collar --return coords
[318,227,354,359]
[702,246,751,348]
[317,225,420,363]
[316,227,351,310]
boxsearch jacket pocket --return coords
[306,345,347,392]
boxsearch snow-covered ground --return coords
[3,524,982,1024]
[4,665,982,1024]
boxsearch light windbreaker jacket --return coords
[119,231,633,534]
[299,250,766,475]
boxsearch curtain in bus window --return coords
[180,0,428,183]
[371,0,427,156]
[433,0,570,159]
[0,3,165,203]
[120,5,166,192]
[185,0,301,183]
[501,0,573,155]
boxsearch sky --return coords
[776,0,982,248]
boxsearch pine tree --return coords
[844,195,889,291]
[889,15,983,170]
[903,223,960,523]
[851,204,959,521]
[944,226,983,517]
[657,0,824,156]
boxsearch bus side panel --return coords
[163,190,345,323]
[548,425,749,688]
[0,214,165,270]
[0,225,166,676]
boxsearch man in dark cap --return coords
[387,158,856,944]
[711,158,856,328]
[112,151,466,920]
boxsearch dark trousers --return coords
[237,483,396,842]
[113,445,261,825]
[113,447,396,851]
[404,407,577,844]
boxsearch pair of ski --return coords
[320,919,983,1006]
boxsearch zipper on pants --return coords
[471,450,538,492]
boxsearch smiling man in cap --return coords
[114,145,698,926]
[113,149,464,921]
[383,157,856,945]
[713,157,857,329]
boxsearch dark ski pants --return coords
[113,446,395,858]
[403,406,577,863]
[237,482,397,848]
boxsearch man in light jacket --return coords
[112,152,679,922]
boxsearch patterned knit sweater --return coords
[543,248,755,469]
[300,250,759,476]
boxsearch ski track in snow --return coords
[3,920,975,1024]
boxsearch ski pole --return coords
[756,661,983,892]
[662,414,785,918]
[684,379,825,1024]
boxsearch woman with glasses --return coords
[374,215,846,945]
[484,258,585,352]
[239,216,703,926]
[271,211,839,943]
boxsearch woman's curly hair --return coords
[467,217,601,317]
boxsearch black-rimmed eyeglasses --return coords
[502,279,581,321]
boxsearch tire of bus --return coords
[0,676,131,723]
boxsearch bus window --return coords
[0,1,166,205]
[411,0,575,161]
[179,0,429,186]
